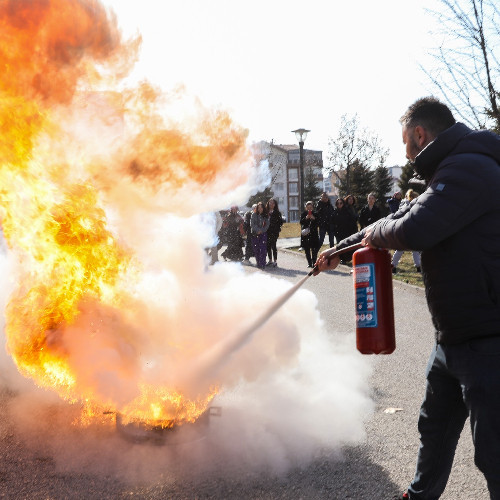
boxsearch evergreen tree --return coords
[398,161,415,196]
[303,165,323,204]
[247,187,274,208]
[373,165,394,215]
[349,160,374,203]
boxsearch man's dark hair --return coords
[400,97,456,137]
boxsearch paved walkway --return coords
[277,237,300,249]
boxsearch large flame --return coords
[0,0,252,427]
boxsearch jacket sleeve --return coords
[370,157,487,251]
[250,213,259,233]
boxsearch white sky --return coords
[104,0,442,167]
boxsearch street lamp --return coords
[292,128,310,212]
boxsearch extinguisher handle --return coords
[309,242,364,276]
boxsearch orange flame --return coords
[0,0,250,427]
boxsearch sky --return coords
[104,0,442,168]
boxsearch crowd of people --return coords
[215,198,284,270]
[213,191,387,270]
[211,192,389,269]
[212,190,428,273]
[299,191,382,267]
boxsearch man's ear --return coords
[414,125,428,148]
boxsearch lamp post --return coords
[292,128,310,212]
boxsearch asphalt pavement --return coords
[0,244,489,499]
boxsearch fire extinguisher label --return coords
[354,263,377,328]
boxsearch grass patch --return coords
[280,222,301,238]
[390,251,423,287]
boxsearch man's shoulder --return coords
[438,149,500,179]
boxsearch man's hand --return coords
[361,227,376,248]
[313,247,340,275]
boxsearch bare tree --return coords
[423,0,500,131]
[327,114,389,194]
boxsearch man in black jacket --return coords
[316,97,500,500]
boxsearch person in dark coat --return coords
[300,200,320,268]
[316,192,336,248]
[333,197,357,263]
[344,194,359,235]
[250,201,269,270]
[358,192,382,229]
[265,198,283,267]
[221,206,244,261]
[387,191,402,214]
[243,204,257,262]
[315,96,500,500]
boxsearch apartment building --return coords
[386,165,403,194]
[254,141,324,223]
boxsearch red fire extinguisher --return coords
[352,246,395,354]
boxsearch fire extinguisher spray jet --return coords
[211,242,396,369]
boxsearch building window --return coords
[289,169,298,181]
[289,210,299,222]
[274,182,284,191]
[277,197,285,207]
[289,182,298,194]
[289,196,298,208]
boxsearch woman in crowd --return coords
[344,194,359,232]
[358,192,382,229]
[243,204,257,263]
[334,197,357,264]
[221,206,245,261]
[250,201,270,270]
[345,194,357,212]
[300,200,320,268]
[265,198,283,267]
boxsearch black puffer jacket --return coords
[316,200,335,229]
[337,123,500,345]
[267,210,283,238]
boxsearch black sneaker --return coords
[415,266,421,273]
[392,266,398,274]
